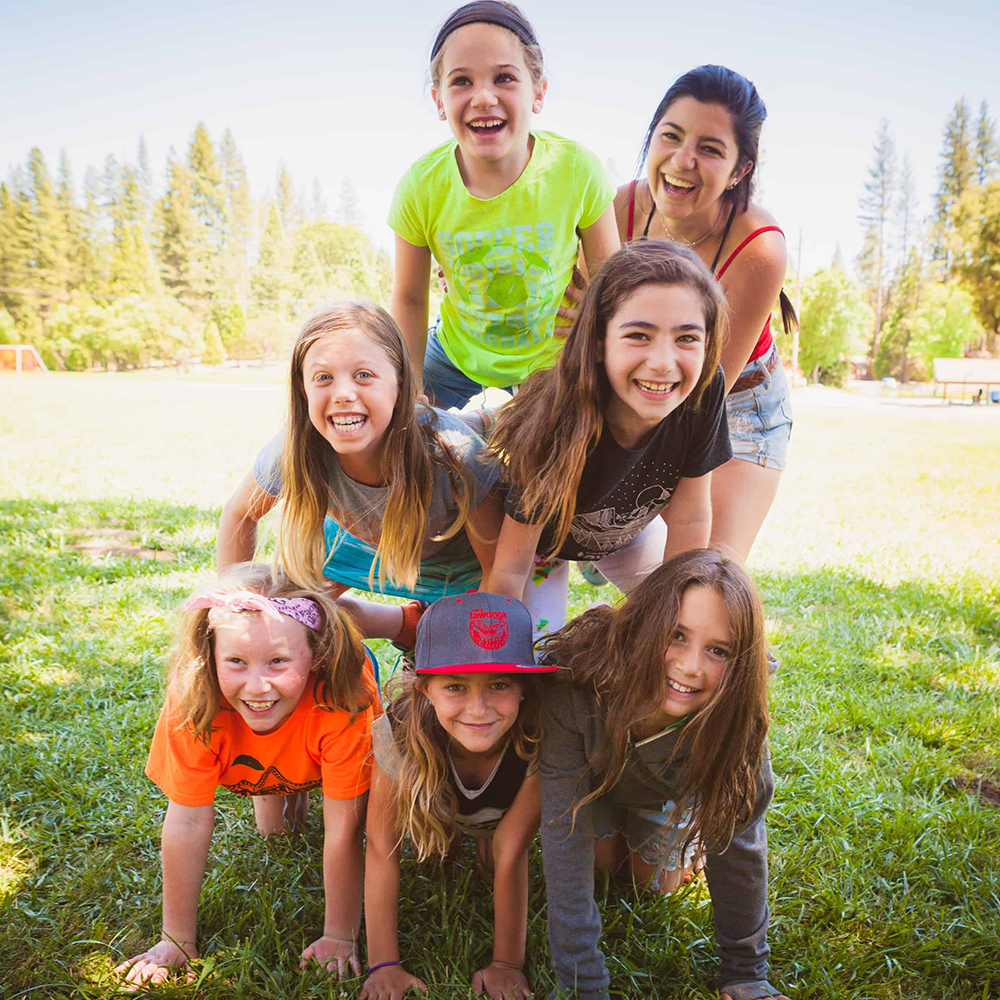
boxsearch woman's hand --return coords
[359,963,428,1000]
[473,960,532,999]
[556,265,588,328]
[299,934,361,978]
[113,939,196,989]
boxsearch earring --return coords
[533,102,541,112]
[439,110,446,120]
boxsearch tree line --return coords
[0,125,390,370]
[798,98,998,385]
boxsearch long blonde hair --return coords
[168,562,371,740]
[276,302,476,592]
[489,241,727,558]
[385,672,544,861]
[538,549,769,854]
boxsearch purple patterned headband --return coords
[184,590,323,631]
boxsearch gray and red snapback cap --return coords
[414,592,557,674]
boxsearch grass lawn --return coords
[1,373,999,999]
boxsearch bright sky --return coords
[3,0,999,278]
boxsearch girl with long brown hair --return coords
[218,302,504,645]
[363,593,555,1000]
[485,240,732,639]
[537,549,788,1000]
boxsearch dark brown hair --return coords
[489,241,726,557]
[639,64,797,335]
[538,548,770,854]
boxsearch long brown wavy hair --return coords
[168,562,371,741]
[276,302,476,592]
[385,671,545,861]
[488,241,727,558]
[537,549,769,854]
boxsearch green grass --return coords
[1,375,999,998]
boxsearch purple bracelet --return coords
[368,960,403,974]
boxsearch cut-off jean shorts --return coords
[592,797,699,883]
[725,342,793,471]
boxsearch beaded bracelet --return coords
[368,960,403,974]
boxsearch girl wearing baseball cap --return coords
[361,592,554,1000]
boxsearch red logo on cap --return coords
[469,609,508,650]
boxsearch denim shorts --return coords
[592,797,698,881]
[725,342,793,471]
[423,325,515,410]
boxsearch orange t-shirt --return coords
[146,664,381,807]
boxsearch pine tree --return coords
[56,150,89,292]
[974,100,998,185]
[24,148,73,321]
[136,135,155,237]
[109,163,159,297]
[202,319,225,364]
[896,155,918,263]
[157,156,205,304]
[336,177,361,227]
[856,119,896,359]
[311,178,328,221]
[218,128,252,301]
[186,123,226,297]
[276,165,300,232]
[251,201,293,314]
[80,166,110,297]
[932,98,975,267]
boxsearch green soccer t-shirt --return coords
[388,131,614,388]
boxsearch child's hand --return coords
[299,934,361,978]
[359,963,428,1000]
[113,939,196,989]
[720,993,790,1000]
[472,960,532,1000]
[556,265,588,330]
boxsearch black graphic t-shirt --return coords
[505,368,732,562]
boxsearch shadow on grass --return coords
[1,498,999,998]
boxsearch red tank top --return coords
[626,180,782,363]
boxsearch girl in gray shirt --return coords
[537,549,788,1000]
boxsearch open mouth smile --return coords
[243,699,279,714]
[661,173,697,198]
[666,678,700,695]
[328,413,368,435]
[634,378,678,398]
[467,117,507,136]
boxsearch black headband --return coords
[430,1,538,63]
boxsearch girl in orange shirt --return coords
[115,563,380,988]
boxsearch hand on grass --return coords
[359,963,428,1000]
[472,960,532,999]
[720,993,790,1000]
[556,265,588,329]
[113,939,196,989]
[299,934,361,978]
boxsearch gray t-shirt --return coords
[539,683,777,1000]
[254,406,499,561]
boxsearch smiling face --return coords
[432,22,546,172]
[302,328,400,480]
[214,611,315,734]
[646,96,748,226]
[420,672,524,757]
[656,584,733,723]
[599,282,709,447]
